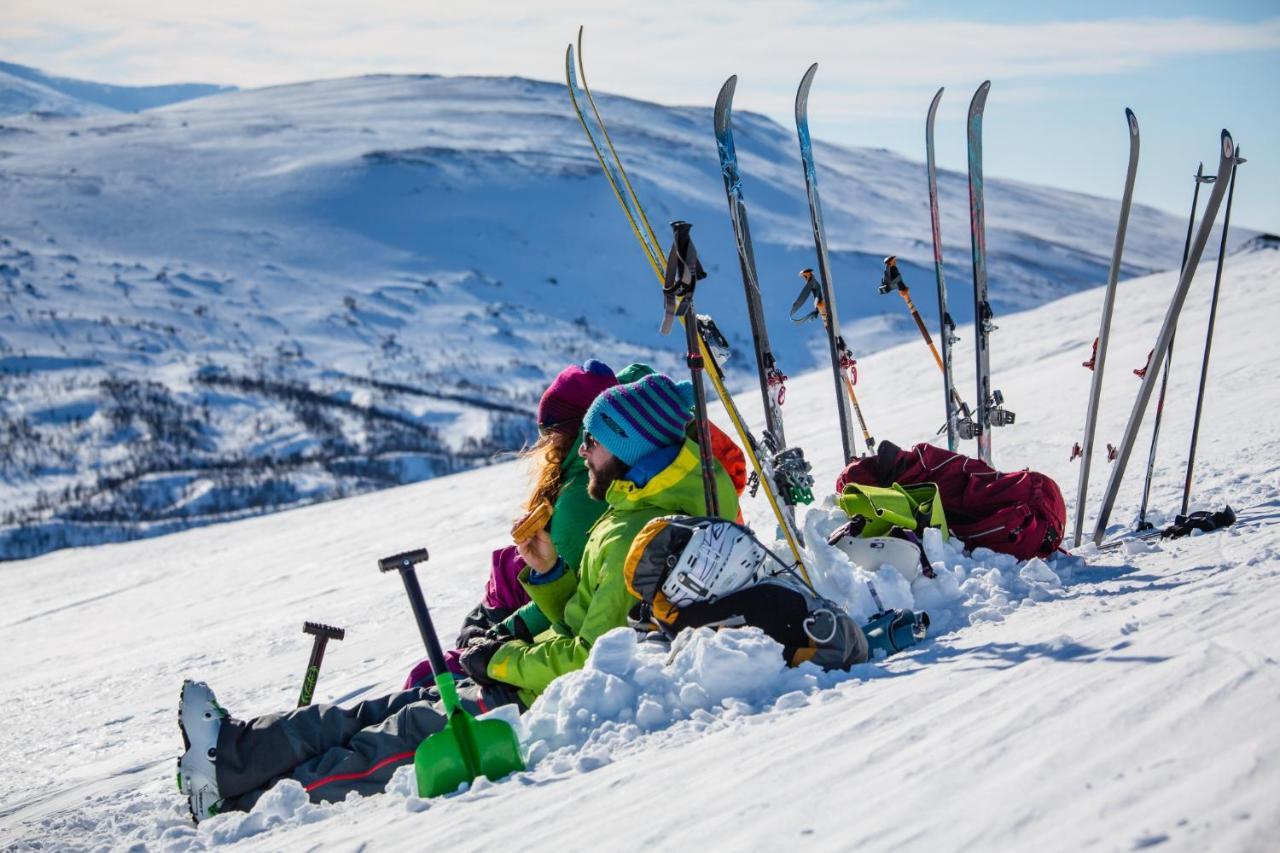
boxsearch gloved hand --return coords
[458,636,508,687]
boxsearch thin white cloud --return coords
[2,1,1277,124]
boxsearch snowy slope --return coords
[0,71,1216,560]
[1,242,1276,850]
[0,68,116,118]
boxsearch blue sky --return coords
[4,0,1276,231]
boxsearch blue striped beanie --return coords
[582,373,695,466]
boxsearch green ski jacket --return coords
[487,437,738,704]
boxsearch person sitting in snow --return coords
[404,360,746,687]
[177,371,740,822]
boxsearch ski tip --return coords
[968,80,991,114]
[1124,107,1138,136]
[1220,129,1233,159]
[796,64,819,119]
[715,76,738,130]
[576,23,584,42]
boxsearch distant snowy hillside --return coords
[0,60,233,117]
[1,244,1276,851]
[0,71,1222,558]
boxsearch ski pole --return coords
[880,256,945,372]
[1181,147,1244,516]
[879,257,972,418]
[1134,163,1214,530]
[297,621,345,707]
[661,220,719,517]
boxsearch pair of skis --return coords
[884,85,1009,459]
[1072,114,1244,546]
[1088,130,1237,545]
[888,84,1009,460]
[564,29,815,582]
[717,72,876,472]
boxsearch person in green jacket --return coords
[175,372,737,820]
[457,371,739,705]
[403,360,624,688]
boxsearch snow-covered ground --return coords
[2,238,1276,850]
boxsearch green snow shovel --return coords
[379,547,525,797]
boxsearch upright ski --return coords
[965,81,1014,465]
[925,87,972,451]
[793,62,866,462]
[714,76,790,454]
[1070,108,1140,548]
[1090,130,1235,545]
[1134,162,1214,530]
[1182,146,1245,515]
[564,33,814,576]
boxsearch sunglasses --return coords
[582,432,599,451]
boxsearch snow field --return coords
[1,247,1278,850]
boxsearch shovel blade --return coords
[415,709,524,798]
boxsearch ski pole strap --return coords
[790,269,822,322]
[660,220,707,335]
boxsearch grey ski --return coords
[714,75,789,452]
[1182,146,1245,515]
[1134,162,1215,530]
[926,87,974,452]
[793,62,861,463]
[1090,130,1235,545]
[965,80,1013,465]
[1070,108,1140,548]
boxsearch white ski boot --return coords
[177,679,228,823]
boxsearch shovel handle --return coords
[380,548,460,715]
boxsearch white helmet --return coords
[660,521,767,607]
[831,534,925,583]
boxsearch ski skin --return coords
[1070,108,1140,548]
[925,87,965,453]
[794,62,861,464]
[713,76,789,452]
[1090,130,1235,545]
[564,34,814,577]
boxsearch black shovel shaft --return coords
[378,549,447,676]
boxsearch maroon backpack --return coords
[836,441,1067,560]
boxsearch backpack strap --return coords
[874,439,903,486]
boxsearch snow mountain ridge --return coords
[0,70,1237,560]
[0,60,233,117]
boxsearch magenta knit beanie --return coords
[538,359,619,433]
